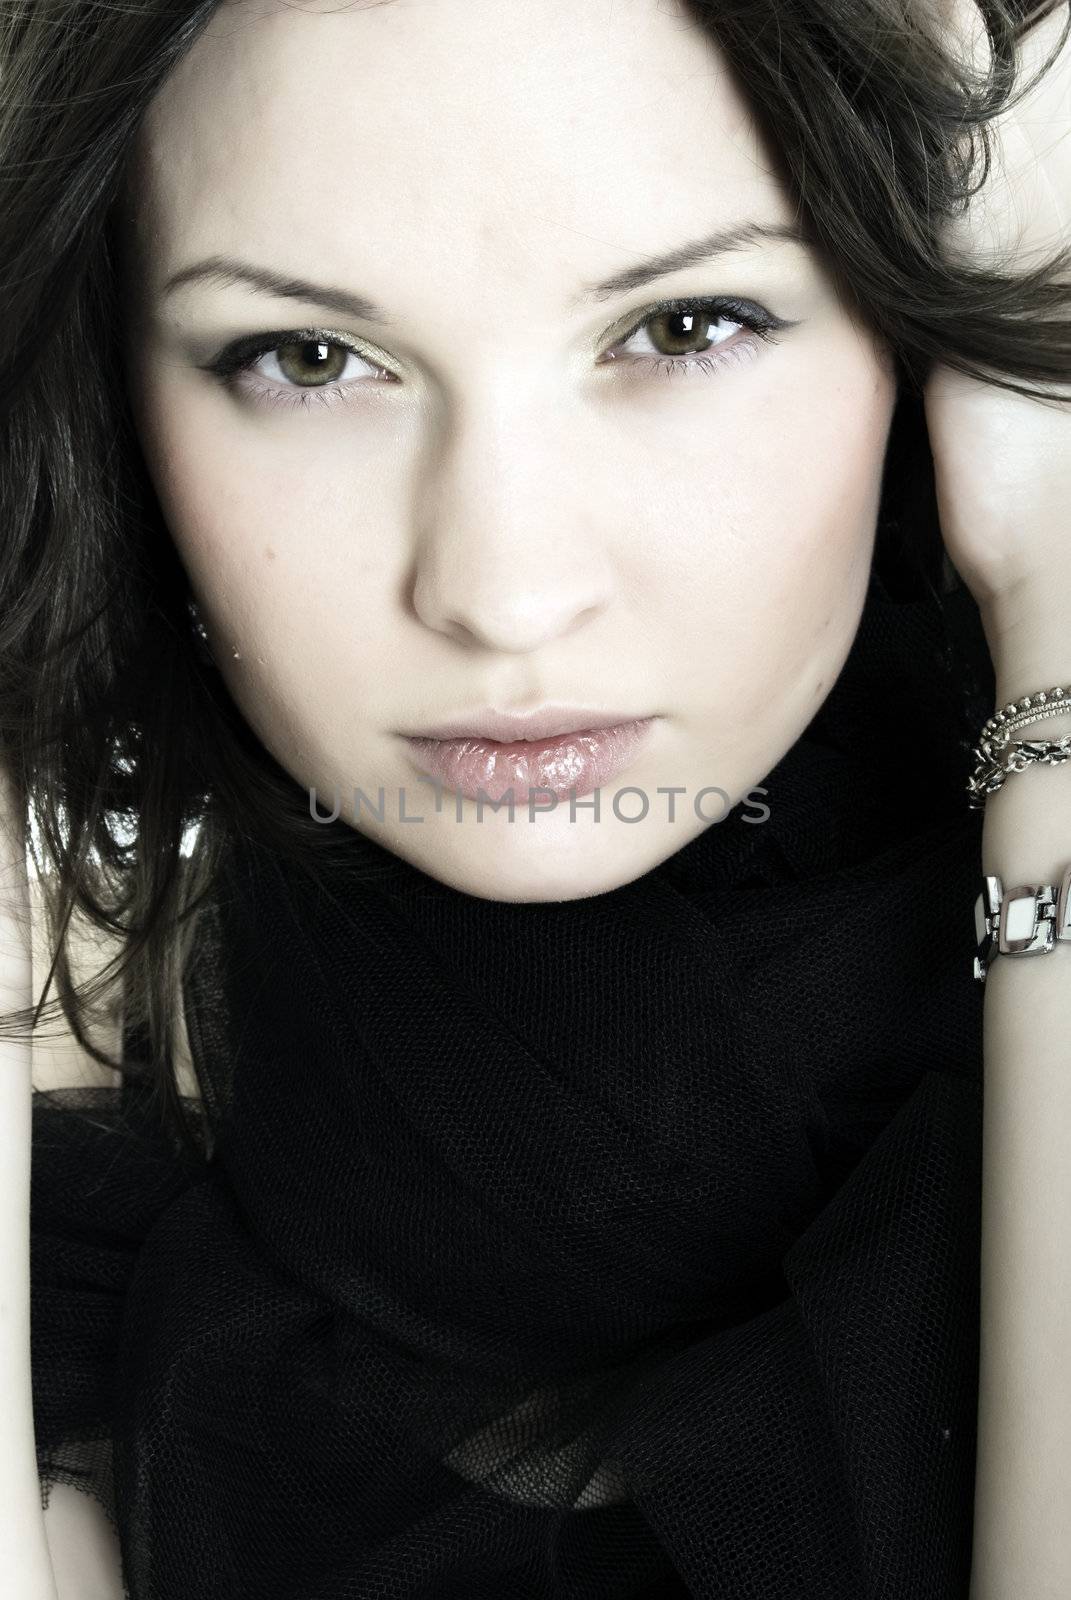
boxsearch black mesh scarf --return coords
[30,425,996,1598]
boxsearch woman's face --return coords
[123,0,897,902]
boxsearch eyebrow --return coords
[576,219,813,303]
[161,219,812,324]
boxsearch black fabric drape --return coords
[31,566,992,1598]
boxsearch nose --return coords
[409,402,613,653]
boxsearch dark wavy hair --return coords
[1,0,1069,1153]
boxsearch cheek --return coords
[132,334,894,770]
[135,376,405,643]
[648,353,895,709]
[131,380,409,770]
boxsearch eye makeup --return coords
[196,293,802,414]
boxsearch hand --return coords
[922,0,1071,656]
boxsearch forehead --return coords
[128,0,793,303]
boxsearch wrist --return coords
[977,590,1071,707]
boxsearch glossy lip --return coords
[399,715,659,804]
[400,705,652,743]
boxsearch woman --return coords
[1,0,1069,1594]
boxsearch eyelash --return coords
[202,295,789,414]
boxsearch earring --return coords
[187,597,211,659]
[188,597,243,663]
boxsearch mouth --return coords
[398,712,659,804]
[404,705,653,744]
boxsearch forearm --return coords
[968,614,1071,1600]
[0,767,59,1598]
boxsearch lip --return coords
[403,705,651,743]
[399,709,659,804]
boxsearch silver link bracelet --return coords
[968,684,1071,981]
[974,865,1071,982]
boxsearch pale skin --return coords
[925,3,1071,1584]
[121,0,897,904]
[2,0,1069,1594]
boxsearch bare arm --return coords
[968,620,1071,1600]
[918,2,1071,1584]
[0,764,59,1598]
[0,762,126,1598]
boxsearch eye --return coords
[603,295,792,381]
[253,337,382,389]
[202,328,397,412]
[202,296,796,414]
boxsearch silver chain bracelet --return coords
[968,683,1071,980]
[967,682,1071,810]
